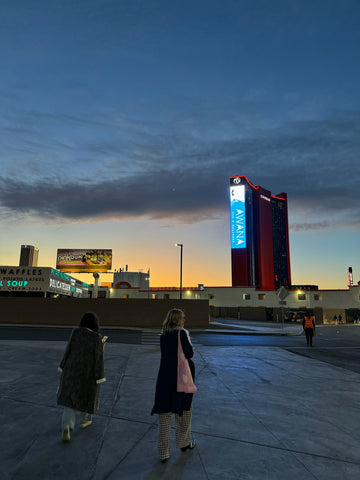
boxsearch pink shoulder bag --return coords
[177,329,197,393]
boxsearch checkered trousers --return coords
[158,407,192,460]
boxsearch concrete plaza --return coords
[1,335,360,480]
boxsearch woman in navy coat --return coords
[151,308,196,462]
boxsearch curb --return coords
[0,323,303,336]
[204,328,303,336]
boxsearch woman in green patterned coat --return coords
[57,312,106,442]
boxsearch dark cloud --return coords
[1,110,360,229]
[0,169,226,223]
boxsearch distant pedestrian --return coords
[338,314,342,325]
[354,314,359,324]
[57,312,107,442]
[303,314,316,346]
[333,314,338,324]
[151,308,197,463]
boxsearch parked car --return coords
[286,311,309,323]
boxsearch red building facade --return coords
[230,175,291,290]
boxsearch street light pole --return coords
[175,243,183,299]
[92,272,100,299]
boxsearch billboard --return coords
[0,267,48,292]
[56,249,112,273]
[230,184,246,249]
[0,267,88,297]
[49,268,89,296]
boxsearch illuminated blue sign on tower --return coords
[230,184,246,248]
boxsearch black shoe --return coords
[181,440,196,451]
[161,458,168,463]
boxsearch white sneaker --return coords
[62,426,71,442]
[80,420,92,429]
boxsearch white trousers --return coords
[62,406,92,431]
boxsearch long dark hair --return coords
[80,312,100,333]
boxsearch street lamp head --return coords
[175,243,183,247]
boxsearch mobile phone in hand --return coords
[102,336,108,343]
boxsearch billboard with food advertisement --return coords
[56,249,112,273]
[0,266,88,297]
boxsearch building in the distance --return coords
[94,268,150,298]
[113,268,150,291]
[19,245,39,267]
[230,175,291,290]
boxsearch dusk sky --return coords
[1,0,360,289]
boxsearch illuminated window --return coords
[298,294,306,300]
[314,294,322,301]
[243,294,251,300]
[258,294,266,300]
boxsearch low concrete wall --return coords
[210,306,271,321]
[0,298,209,328]
[210,305,324,324]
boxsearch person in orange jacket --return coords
[303,314,316,346]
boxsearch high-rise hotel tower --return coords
[19,245,39,267]
[230,175,291,290]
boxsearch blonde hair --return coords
[162,308,184,333]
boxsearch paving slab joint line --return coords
[9,436,37,480]
[88,354,132,480]
[195,357,334,468]
[1,395,61,411]
[97,413,155,428]
[100,422,158,480]
[285,347,360,374]
[191,430,360,466]
[204,362,285,449]
[194,443,210,480]
[291,452,320,480]
[195,362,210,379]
[1,392,157,431]
[195,350,211,378]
